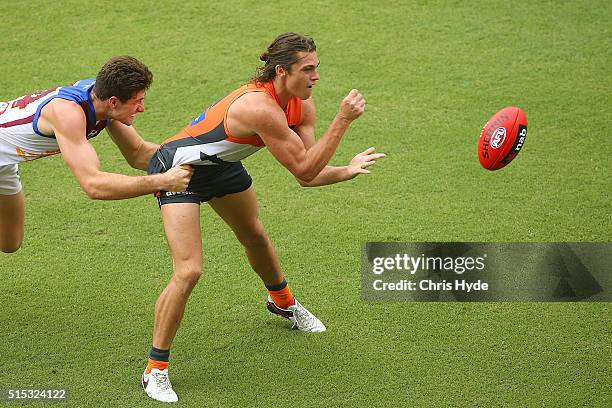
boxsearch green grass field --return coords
[1,1,610,406]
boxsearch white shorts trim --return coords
[0,164,22,195]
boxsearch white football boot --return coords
[266,296,326,332]
[141,368,178,403]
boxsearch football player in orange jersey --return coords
[142,33,385,403]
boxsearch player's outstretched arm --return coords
[296,147,386,187]
[249,89,365,182]
[47,100,193,200]
[106,120,158,171]
[293,97,385,187]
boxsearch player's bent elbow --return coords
[84,188,103,200]
[298,174,315,183]
[286,161,319,183]
[295,177,312,187]
[127,152,152,171]
[129,159,146,171]
[81,183,107,200]
[293,168,317,183]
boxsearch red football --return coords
[478,106,528,170]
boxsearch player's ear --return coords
[275,64,287,77]
[107,96,119,109]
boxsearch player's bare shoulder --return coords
[38,98,86,137]
[227,91,285,137]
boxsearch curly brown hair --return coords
[252,33,316,83]
[93,56,153,102]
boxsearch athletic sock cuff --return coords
[265,279,287,292]
[149,346,170,362]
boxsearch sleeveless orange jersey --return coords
[156,81,302,168]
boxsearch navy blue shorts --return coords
[148,151,252,206]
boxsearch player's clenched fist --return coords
[338,89,365,122]
[163,165,194,192]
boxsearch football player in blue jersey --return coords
[0,56,193,253]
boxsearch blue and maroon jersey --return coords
[0,78,109,165]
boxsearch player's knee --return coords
[173,265,202,290]
[236,222,269,249]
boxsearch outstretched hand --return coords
[347,147,386,179]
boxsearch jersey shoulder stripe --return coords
[0,78,108,165]
[32,79,101,137]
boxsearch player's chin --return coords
[300,88,313,100]
[119,116,136,126]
